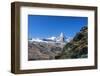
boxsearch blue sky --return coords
[28,15,88,39]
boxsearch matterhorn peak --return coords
[57,32,65,43]
[60,32,64,38]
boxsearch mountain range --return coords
[28,33,71,60]
[29,32,72,43]
[28,26,87,60]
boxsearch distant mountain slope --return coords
[28,33,69,60]
[28,42,63,60]
[55,26,88,59]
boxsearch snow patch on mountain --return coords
[47,36,56,41]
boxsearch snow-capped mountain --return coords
[29,33,72,43]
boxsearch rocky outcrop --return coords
[55,26,88,59]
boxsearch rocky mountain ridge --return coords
[55,26,88,59]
